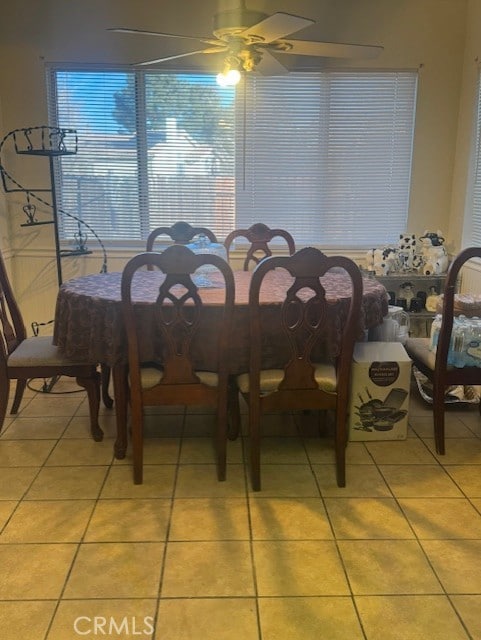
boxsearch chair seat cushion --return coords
[404,337,455,371]
[436,293,481,317]
[236,363,337,395]
[139,366,218,389]
[7,336,91,368]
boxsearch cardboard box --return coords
[349,342,412,441]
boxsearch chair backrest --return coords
[248,246,363,398]
[121,245,234,396]
[0,250,26,365]
[146,221,217,252]
[436,246,481,371]
[224,222,295,270]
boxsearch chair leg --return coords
[76,371,103,442]
[227,377,241,441]
[10,379,27,414]
[113,364,129,459]
[100,364,113,409]
[0,377,9,433]
[334,408,347,488]
[249,400,261,491]
[216,397,227,482]
[131,400,144,484]
[318,409,334,437]
[432,384,446,455]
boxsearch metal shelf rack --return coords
[3,126,92,286]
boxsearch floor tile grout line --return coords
[153,404,185,638]
[241,431,264,640]
[299,407,481,638]
[362,433,481,612]
[294,410,371,639]
[39,417,119,640]
[0,391,86,539]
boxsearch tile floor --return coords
[1,377,481,639]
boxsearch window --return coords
[468,71,481,246]
[47,67,417,247]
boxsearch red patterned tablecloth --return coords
[53,269,388,375]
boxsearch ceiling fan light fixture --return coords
[216,68,242,86]
[216,56,242,87]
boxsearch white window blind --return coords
[49,69,236,241]
[470,71,481,246]
[237,71,418,246]
[47,66,417,247]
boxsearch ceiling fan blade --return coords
[281,39,383,59]
[255,50,289,76]
[135,48,226,66]
[240,12,314,44]
[108,27,220,47]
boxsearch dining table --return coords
[53,267,389,458]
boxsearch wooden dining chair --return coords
[404,246,481,455]
[120,245,235,484]
[0,250,102,441]
[233,246,363,490]
[224,222,296,270]
[90,221,219,397]
[146,221,217,251]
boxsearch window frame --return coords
[47,63,418,249]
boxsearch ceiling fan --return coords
[108,1,383,86]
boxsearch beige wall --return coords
[0,0,474,328]
[449,0,481,252]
